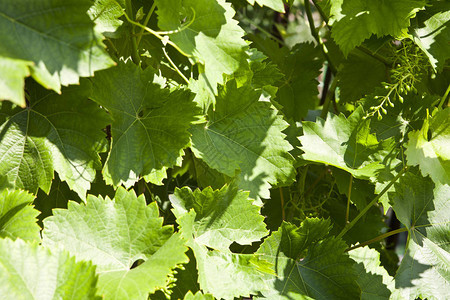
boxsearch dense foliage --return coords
[0,0,449,299]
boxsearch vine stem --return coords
[345,227,408,252]
[337,166,408,240]
[136,3,156,46]
[304,0,336,74]
[163,47,190,84]
[439,83,450,108]
[345,174,353,224]
[125,0,140,64]
[320,77,337,119]
[279,188,286,221]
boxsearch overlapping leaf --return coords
[255,220,360,299]
[170,185,271,299]
[0,238,99,299]
[325,0,425,55]
[246,0,285,12]
[43,187,187,299]
[390,172,450,300]
[410,2,450,70]
[0,81,110,198]
[190,80,296,199]
[405,108,450,184]
[0,0,114,106]
[155,0,248,95]
[171,185,268,250]
[349,247,395,300]
[299,106,393,179]
[90,61,198,187]
[0,189,40,242]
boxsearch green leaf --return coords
[246,0,285,12]
[43,187,186,299]
[190,80,296,199]
[390,172,450,300]
[98,233,189,299]
[276,43,324,122]
[299,106,391,179]
[338,50,388,103]
[0,238,99,300]
[155,0,248,95]
[349,247,395,300]
[327,0,425,55]
[171,185,268,250]
[405,108,450,184]
[88,0,124,35]
[0,189,40,242]
[170,185,271,299]
[90,61,198,187]
[183,291,214,300]
[0,80,110,197]
[410,2,450,70]
[256,220,360,300]
[0,0,114,105]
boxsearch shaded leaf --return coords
[0,80,110,197]
[0,0,114,105]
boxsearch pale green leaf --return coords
[98,233,189,299]
[88,0,124,35]
[299,107,392,179]
[0,57,31,107]
[0,189,40,242]
[246,0,285,12]
[405,108,450,184]
[410,3,450,70]
[171,185,271,299]
[0,238,99,300]
[190,80,296,199]
[349,247,395,300]
[155,0,248,95]
[184,291,214,300]
[171,185,268,251]
[0,0,114,104]
[0,80,110,197]
[327,0,425,55]
[90,61,198,187]
[43,187,187,299]
[256,220,360,300]
[390,172,450,300]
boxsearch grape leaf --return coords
[410,2,450,71]
[0,189,40,242]
[299,106,392,179]
[171,185,268,250]
[88,0,124,36]
[255,220,360,300]
[184,291,214,300]
[155,0,248,96]
[338,50,388,103]
[246,0,285,12]
[190,80,296,199]
[0,0,114,106]
[276,43,324,122]
[0,80,110,198]
[90,61,198,187]
[43,187,187,299]
[405,108,450,184]
[170,185,271,299]
[349,247,395,300]
[390,172,450,300]
[0,238,99,300]
[327,0,426,55]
